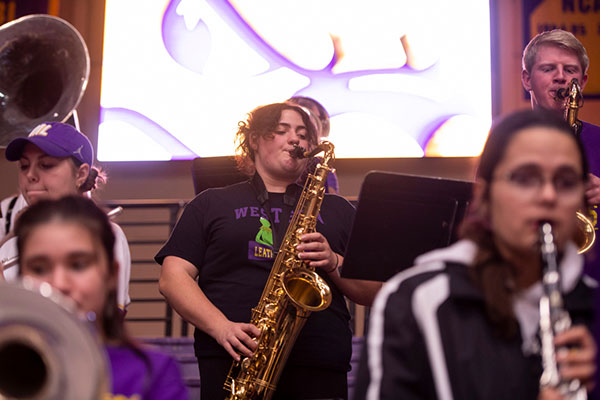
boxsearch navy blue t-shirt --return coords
[155,175,354,371]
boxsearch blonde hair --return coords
[522,29,589,74]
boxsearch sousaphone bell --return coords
[0,279,109,399]
[0,14,90,147]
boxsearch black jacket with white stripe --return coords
[353,240,595,400]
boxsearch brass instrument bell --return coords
[0,14,90,147]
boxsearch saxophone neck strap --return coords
[249,173,301,205]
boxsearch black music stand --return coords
[341,171,473,282]
[191,156,247,195]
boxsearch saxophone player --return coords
[354,109,596,400]
[156,102,381,399]
[522,30,600,397]
[521,30,600,206]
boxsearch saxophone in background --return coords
[538,222,587,400]
[224,142,336,400]
[557,78,583,136]
[556,79,596,254]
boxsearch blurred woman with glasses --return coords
[354,109,596,400]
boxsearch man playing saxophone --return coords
[156,102,381,399]
[522,30,600,397]
[522,29,600,209]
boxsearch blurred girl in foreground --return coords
[16,195,187,399]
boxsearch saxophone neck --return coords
[561,79,583,135]
[292,141,335,163]
[557,79,582,103]
[308,141,334,156]
[569,78,582,99]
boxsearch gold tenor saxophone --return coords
[556,79,596,254]
[224,141,336,400]
[538,222,587,400]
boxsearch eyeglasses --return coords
[494,165,584,197]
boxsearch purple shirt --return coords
[105,345,188,400]
[580,120,600,400]
[579,120,600,281]
[580,121,600,177]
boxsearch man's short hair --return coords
[522,29,589,74]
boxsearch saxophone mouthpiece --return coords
[556,88,569,100]
[290,146,307,159]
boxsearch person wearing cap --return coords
[0,122,132,312]
[522,30,600,396]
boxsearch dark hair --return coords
[476,109,588,182]
[287,96,331,137]
[15,196,122,341]
[460,108,588,337]
[235,102,318,175]
[70,158,107,193]
[15,196,153,395]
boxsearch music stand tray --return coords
[341,171,473,282]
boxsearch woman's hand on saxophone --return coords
[555,324,597,391]
[296,232,339,273]
[214,319,261,361]
[297,232,383,305]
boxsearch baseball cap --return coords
[5,122,94,166]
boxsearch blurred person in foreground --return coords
[354,109,596,400]
[16,195,188,399]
